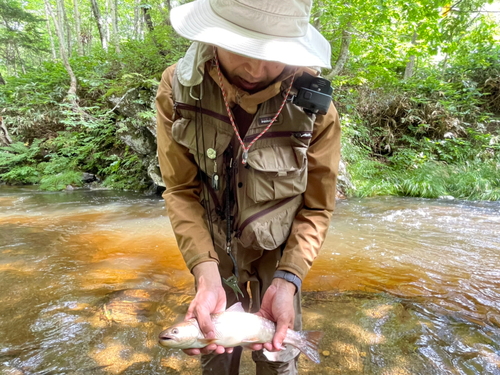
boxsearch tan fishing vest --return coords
[171,65,315,252]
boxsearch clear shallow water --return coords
[0,186,499,374]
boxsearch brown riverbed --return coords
[0,186,499,374]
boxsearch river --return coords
[0,186,499,374]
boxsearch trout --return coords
[158,302,324,363]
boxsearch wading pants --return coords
[200,243,302,375]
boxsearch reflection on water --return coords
[0,186,499,374]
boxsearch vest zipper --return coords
[174,102,231,124]
[243,131,312,143]
[236,196,296,238]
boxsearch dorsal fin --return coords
[226,302,245,313]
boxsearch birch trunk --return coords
[105,0,110,45]
[44,0,57,60]
[134,0,140,39]
[73,0,83,56]
[404,30,418,80]
[111,0,120,53]
[90,0,108,52]
[44,0,77,98]
[325,22,352,80]
[57,0,71,58]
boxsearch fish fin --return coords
[241,337,261,343]
[297,331,324,364]
[198,338,217,345]
[226,302,245,313]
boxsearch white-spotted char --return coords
[158,302,324,363]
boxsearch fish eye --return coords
[172,329,178,334]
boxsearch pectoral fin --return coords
[241,337,261,343]
[198,338,217,345]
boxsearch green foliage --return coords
[39,171,82,191]
[1,0,499,200]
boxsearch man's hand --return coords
[250,277,296,352]
[183,262,234,356]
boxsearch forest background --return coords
[0,0,499,199]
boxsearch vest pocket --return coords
[171,117,232,177]
[237,195,302,250]
[246,146,308,203]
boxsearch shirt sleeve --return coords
[156,65,219,271]
[277,103,341,281]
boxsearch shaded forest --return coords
[0,0,499,199]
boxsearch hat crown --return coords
[210,0,312,37]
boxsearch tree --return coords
[0,0,47,75]
[110,0,120,52]
[44,0,77,98]
[90,0,108,51]
[43,0,57,60]
[73,0,83,56]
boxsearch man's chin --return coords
[234,77,262,93]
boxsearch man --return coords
[156,0,341,373]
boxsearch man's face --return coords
[216,48,286,94]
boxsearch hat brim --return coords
[170,0,332,69]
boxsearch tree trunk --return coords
[105,0,110,45]
[56,0,71,58]
[44,0,77,99]
[325,21,352,80]
[142,3,154,32]
[111,0,120,53]
[73,0,84,56]
[404,30,418,80]
[44,0,57,60]
[0,117,13,147]
[134,0,140,39]
[0,72,5,85]
[90,0,108,52]
[14,42,26,75]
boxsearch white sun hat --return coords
[170,0,332,69]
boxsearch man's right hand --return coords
[183,262,233,356]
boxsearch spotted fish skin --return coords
[158,303,324,363]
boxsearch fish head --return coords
[158,320,200,349]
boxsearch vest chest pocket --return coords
[246,146,308,203]
[171,117,232,177]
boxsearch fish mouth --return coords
[159,335,173,341]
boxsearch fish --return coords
[158,302,324,363]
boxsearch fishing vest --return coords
[171,64,316,252]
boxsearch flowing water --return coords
[0,186,499,375]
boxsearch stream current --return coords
[0,186,499,374]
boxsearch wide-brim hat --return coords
[170,0,332,69]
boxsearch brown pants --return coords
[200,244,302,375]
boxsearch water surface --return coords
[0,186,499,374]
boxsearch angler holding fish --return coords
[156,0,341,373]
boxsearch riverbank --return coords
[1,26,499,200]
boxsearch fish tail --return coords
[295,330,324,363]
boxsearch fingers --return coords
[183,348,201,356]
[184,345,232,356]
[272,319,289,351]
[248,343,264,351]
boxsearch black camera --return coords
[292,73,333,115]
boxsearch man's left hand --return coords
[249,277,296,352]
